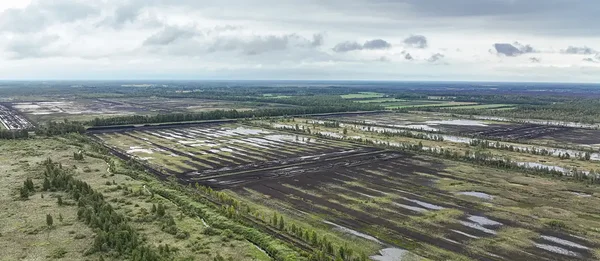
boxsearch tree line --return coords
[89,96,382,126]
[0,121,85,140]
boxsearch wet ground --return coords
[95,122,600,261]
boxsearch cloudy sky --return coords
[0,0,599,82]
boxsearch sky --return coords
[0,0,599,82]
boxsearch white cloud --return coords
[0,0,597,81]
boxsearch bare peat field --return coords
[94,122,600,261]
[317,112,600,149]
[91,123,365,183]
[11,97,295,123]
[228,152,600,261]
[0,103,34,130]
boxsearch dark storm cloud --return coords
[311,33,324,47]
[427,53,444,62]
[332,39,391,52]
[143,26,199,46]
[403,35,427,49]
[493,43,521,57]
[363,39,391,49]
[514,42,535,53]
[332,41,362,52]
[562,46,596,55]
[583,54,600,63]
[493,42,535,57]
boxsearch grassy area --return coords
[446,104,515,110]
[262,94,292,98]
[356,98,406,103]
[386,101,478,109]
[341,92,385,99]
[0,137,271,261]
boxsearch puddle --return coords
[127,148,154,154]
[178,140,198,144]
[474,115,600,129]
[459,221,497,235]
[467,215,502,226]
[393,203,428,213]
[392,189,421,198]
[319,131,344,138]
[246,137,280,146]
[190,142,219,147]
[534,243,580,257]
[402,124,439,132]
[252,242,268,255]
[323,220,382,244]
[425,119,488,127]
[457,191,494,200]
[442,135,472,143]
[451,229,480,239]
[264,134,314,144]
[272,123,294,129]
[402,197,444,210]
[540,235,589,250]
[234,139,270,149]
[148,131,175,140]
[370,248,423,261]
[516,162,567,173]
[366,188,389,195]
[221,127,272,136]
[158,131,185,139]
[356,192,376,198]
[569,191,592,197]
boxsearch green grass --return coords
[446,104,515,110]
[341,92,386,99]
[262,94,292,98]
[386,101,478,109]
[356,98,406,103]
[0,137,271,261]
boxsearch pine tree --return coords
[19,187,29,200]
[278,216,285,230]
[157,203,165,216]
[43,177,51,191]
[46,214,53,227]
[24,178,34,191]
